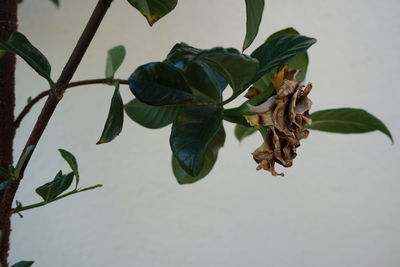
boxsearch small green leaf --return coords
[124,98,181,129]
[26,96,32,104]
[172,126,225,184]
[129,62,193,106]
[58,149,79,188]
[170,106,223,177]
[36,171,74,202]
[50,0,59,7]
[234,124,257,142]
[11,261,34,267]
[127,0,177,26]
[243,0,265,51]
[308,108,393,142]
[0,32,53,84]
[193,47,259,96]
[105,45,126,79]
[250,33,316,86]
[97,83,124,144]
[0,180,13,191]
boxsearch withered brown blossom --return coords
[243,64,313,176]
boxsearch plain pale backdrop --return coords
[10,0,400,266]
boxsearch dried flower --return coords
[244,64,313,176]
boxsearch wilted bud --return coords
[244,65,313,176]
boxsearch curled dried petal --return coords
[244,87,262,99]
[247,95,276,113]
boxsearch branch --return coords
[15,0,114,178]
[12,184,103,214]
[14,78,129,128]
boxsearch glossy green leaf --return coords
[0,32,53,84]
[105,45,126,79]
[165,42,201,69]
[265,27,299,42]
[172,126,225,184]
[308,108,393,142]
[36,171,74,202]
[184,61,225,102]
[11,261,34,267]
[166,43,228,101]
[194,47,259,95]
[129,62,193,106]
[0,180,13,191]
[97,83,124,144]
[170,106,223,177]
[234,124,257,142]
[127,0,177,26]
[58,149,79,188]
[250,34,316,85]
[243,0,265,51]
[253,28,309,96]
[124,98,181,129]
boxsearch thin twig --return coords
[14,78,128,128]
[12,184,103,214]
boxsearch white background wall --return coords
[10,0,400,266]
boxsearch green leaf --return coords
[0,180,13,191]
[105,45,126,79]
[243,0,265,51]
[184,61,225,102]
[58,149,79,189]
[97,83,124,144]
[127,0,177,26]
[0,32,53,84]
[165,42,201,69]
[250,34,316,85]
[50,0,59,7]
[124,98,181,129]
[36,171,74,202]
[265,27,299,42]
[165,43,228,101]
[11,261,34,267]
[234,124,257,142]
[172,126,225,184]
[170,106,223,177]
[308,108,393,142]
[129,62,193,106]
[193,47,259,95]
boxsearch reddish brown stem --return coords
[0,0,113,265]
[14,78,129,128]
[0,0,17,266]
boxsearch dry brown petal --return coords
[243,114,260,128]
[247,95,276,113]
[256,160,284,176]
[245,65,313,177]
[271,64,288,90]
[244,87,262,99]
[276,79,300,99]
